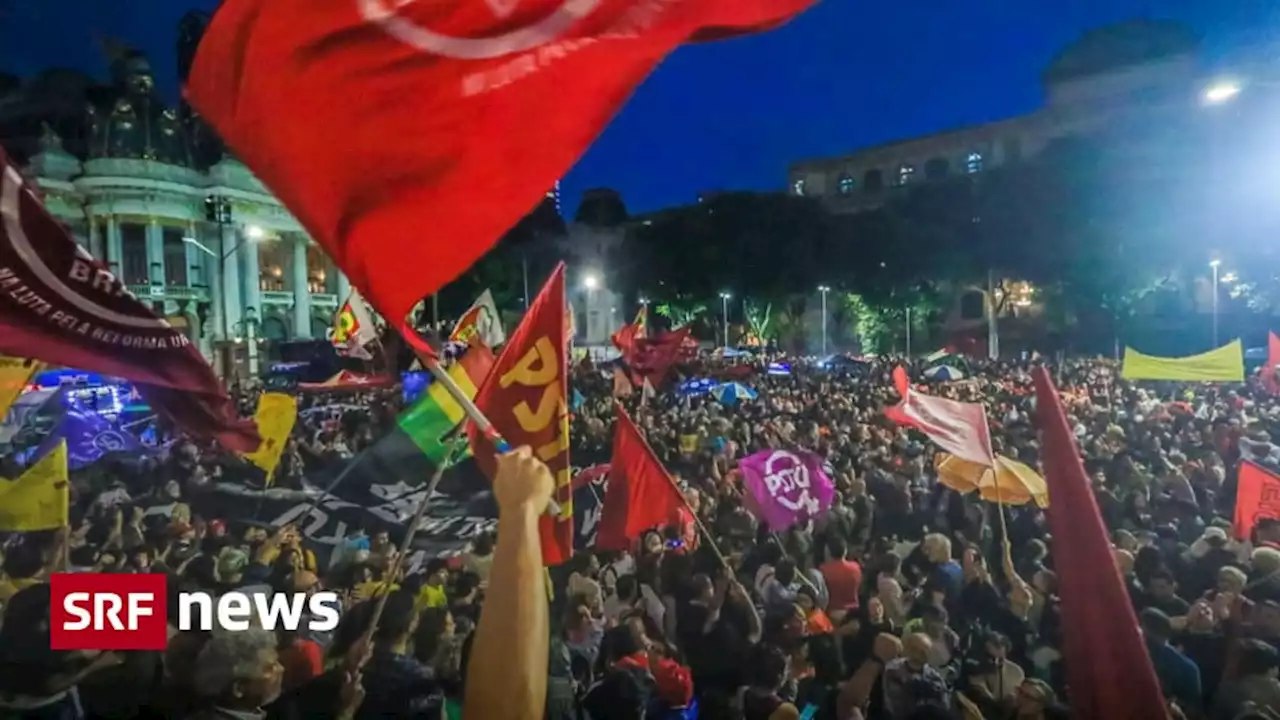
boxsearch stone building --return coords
[788,19,1206,213]
[0,43,350,378]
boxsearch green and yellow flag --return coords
[397,344,495,465]
[0,440,68,531]
[243,392,299,484]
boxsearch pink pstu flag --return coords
[884,367,994,466]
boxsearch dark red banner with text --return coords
[188,0,817,326]
[469,264,571,565]
[0,151,258,452]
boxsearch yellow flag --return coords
[242,393,298,484]
[1121,339,1244,382]
[0,356,41,419]
[0,440,69,531]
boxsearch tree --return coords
[743,299,773,344]
[655,296,707,329]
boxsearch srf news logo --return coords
[50,574,340,651]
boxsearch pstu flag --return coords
[468,264,572,565]
[187,0,819,328]
[0,439,69,531]
[330,290,378,360]
[450,290,505,348]
[737,449,835,531]
[243,392,299,484]
[0,150,257,452]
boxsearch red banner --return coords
[1235,462,1280,540]
[469,264,571,565]
[0,149,257,452]
[188,0,817,326]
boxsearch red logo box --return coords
[50,573,169,651]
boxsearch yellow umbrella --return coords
[934,452,1050,508]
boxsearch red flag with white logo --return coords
[0,149,257,452]
[187,0,817,328]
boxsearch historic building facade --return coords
[788,20,1207,213]
[0,48,348,378]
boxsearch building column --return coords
[146,218,165,286]
[88,218,103,260]
[184,222,200,289]
[336,271,351,302]
[292,235,312,339]
[238,229,262,376]
[106,216,123,273]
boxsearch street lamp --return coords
[817,285,830,356]
[1203,80,1242,105]
[1210,259,1221,346]
[582,274,599,290]
[245,224,266,240]
[719,292,731,349]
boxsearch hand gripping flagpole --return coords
[400,321,560,517]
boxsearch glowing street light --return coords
[582,274,599,290]
[719,292,732,348]
[1210,259,1222,346]
[245,224,265,240]
[1203,80,1242,105]
[817,285,831,356]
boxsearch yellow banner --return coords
[243,393,298,484]
[0,440,69,531]
[1121,340,1244,382]
[0,357,41,419]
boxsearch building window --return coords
[120,223,148,286]
[792,178,806,196]
[863,169,883,192]
[307,245,331,294]
[897,164,915,186]
[837,174,855,195]
[966,152,984,174]
[162,227,189,286]
[258,242,288,292]
[924,158,949,180]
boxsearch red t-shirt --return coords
[279,638,323,691]
[819,558,863,613]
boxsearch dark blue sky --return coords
[2,1,1276,214]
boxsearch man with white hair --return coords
[187,626,284,720]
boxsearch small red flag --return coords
[1234,461,1280,541]
[187,0,817,326]
[468,264,572,565]
[1262,331,1280,395]
[629,327,692,388]
[0,149,257,452]
[1032,367,1167,719]
[597,402,685,551]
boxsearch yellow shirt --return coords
[415,584,448,612]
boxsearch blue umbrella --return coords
[711,382,758,404]
[923,365,966,382]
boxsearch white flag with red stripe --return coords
[884,366,994,466]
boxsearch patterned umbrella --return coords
[710,382,758,405]
[923,365,965,382]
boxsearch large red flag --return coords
[1233,461,1280,541]
[597,402,685,551]
[0,150,258,452]
[630,327,692,388]
[468,263,571,565]
[187,0,817,327]
[1032,367,1167,719]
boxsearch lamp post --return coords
[719,292,731,349]
[1210,259,1221,346]
[817,285,830,356]
[189,198,264,379]
[582,273,599,344]
[230,307,261,378]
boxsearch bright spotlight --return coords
[1204,81,1242,105]
[582,274,599,290]
[246,225,265,239]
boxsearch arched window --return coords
[966,152,984,174]
[863,169,884,192]
[792,178,806,196]
[897,164,916,186]
[837,174,855,195]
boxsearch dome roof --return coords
[1044,19,1199,84]
[87,48,193,167]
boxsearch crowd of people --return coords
[1,348,1279,720]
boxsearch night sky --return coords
[1,1,1276,214]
